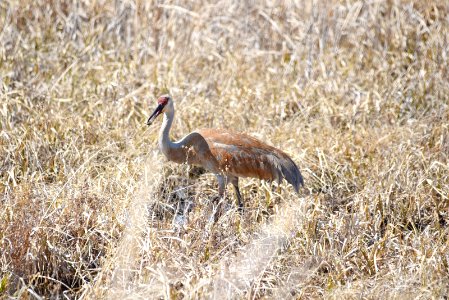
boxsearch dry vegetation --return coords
[1,0,448,299]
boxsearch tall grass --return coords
[1,0,448,298]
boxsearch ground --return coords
[1,0,448,299]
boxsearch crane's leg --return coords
[230,177,244,212]
[209,174,227,223]
[216,174,226,199]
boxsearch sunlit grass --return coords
[1,0,448,298]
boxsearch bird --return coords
[146,94,304,211]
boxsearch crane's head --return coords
[146,94,172,126]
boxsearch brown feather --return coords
[195,129,304,192]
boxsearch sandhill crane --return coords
[146,95,304,211]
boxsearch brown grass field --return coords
[1,0,448,299]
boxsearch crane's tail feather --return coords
[269,153,304,193]
[281,157,304,193]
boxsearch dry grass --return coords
[1,0,448,298]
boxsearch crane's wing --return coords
[197,129,304,192]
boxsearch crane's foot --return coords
[237,203,244,214]
[209,196,225,223]
[209,198,244,224]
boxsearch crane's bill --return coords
[146,103,163,125]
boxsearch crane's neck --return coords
[159,109,174,152]
[158,109,186,163]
